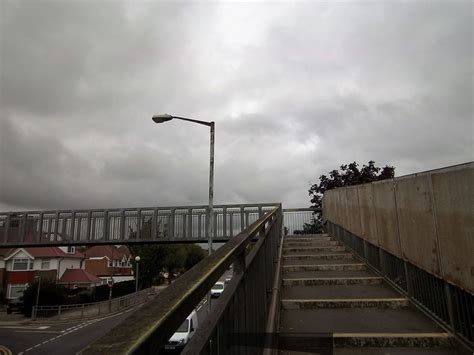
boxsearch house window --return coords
[108,260,112,267]
[41,259,50,270]
[12,258,33,271]
[67,246,75,254]
[8,284,27,299]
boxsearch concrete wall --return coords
[323,162,474,293]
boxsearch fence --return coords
[83,205,283,354]
[32,287,155,321]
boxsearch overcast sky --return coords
[0,0,472,212]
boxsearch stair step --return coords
[283,276,383,287]
[279,308,445,334]
[333,333,453,348]
[283,253,354,261]
[333,347,458,355]
[277,333,454,354]
[283,246,346,254]
[283,258,359,266]
[283,270,373,279]
[287,233,329,238]
[282,284,400,300]
[285,236,332,242]
[283,263,366,272]
[284,241,340,247]
[281,298,409,310]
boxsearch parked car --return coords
[165,310,198,352]
[211,281,225,298]
[6,299,24,314]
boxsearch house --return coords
[84,245,134,283]
[2,246,84,300]
[58,269,103,289]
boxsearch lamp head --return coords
[152,114,173,123]
[135,256,141,262]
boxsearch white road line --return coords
[14,330,64,334]
[0,326,50,330]
[20,305,139,353]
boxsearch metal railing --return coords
[327,221,474,352]
[0,205,316,247]
[282,208,319,235]
[32,287,156,321]
[0,203,278,247]
[83,205,283,354]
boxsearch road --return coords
[0,269,233,354]
[0,305,140,355]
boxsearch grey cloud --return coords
[0,1,472,212]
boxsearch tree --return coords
[22,279,67,317]
[302,160,395,233]
[129,243,206,287]
[183,244,207,270]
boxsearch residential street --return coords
[0,305,139,355]
[0,270,231,354]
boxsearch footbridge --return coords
[1,163,472,354]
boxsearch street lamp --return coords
[33,275,41,321]
[135,256,141,292]
[152,114,215,256]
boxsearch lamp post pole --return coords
[207,122,215,255]
[33,275,41,321]
[152,114,215,255]
[135,256,140,292]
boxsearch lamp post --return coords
[152,114,215,255]
[135,256,141,292]
[33,275,41,321]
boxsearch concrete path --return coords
[278,234,461,354]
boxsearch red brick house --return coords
[1,246,85,299]
[84,245,133,283]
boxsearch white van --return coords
[165,310,199,351]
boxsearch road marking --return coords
[14,330,65,334]
[20,303,140,353]
[0,326,50,330]
[0,345,13,355]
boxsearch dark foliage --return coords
[129,244,206,288]
[92,280,136,302]
[22,279,67,317]
[300,160,395,233]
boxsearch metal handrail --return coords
[263,221,286,355]
[82,205,282,354]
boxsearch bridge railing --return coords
[0,204,316,247]
[83,205,283,354]
[282,207,319,234]
[0,203,279,246]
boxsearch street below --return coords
[0,269,232,354]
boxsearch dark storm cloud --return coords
[0,0,472,212]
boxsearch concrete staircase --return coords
[278,234,458,354]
